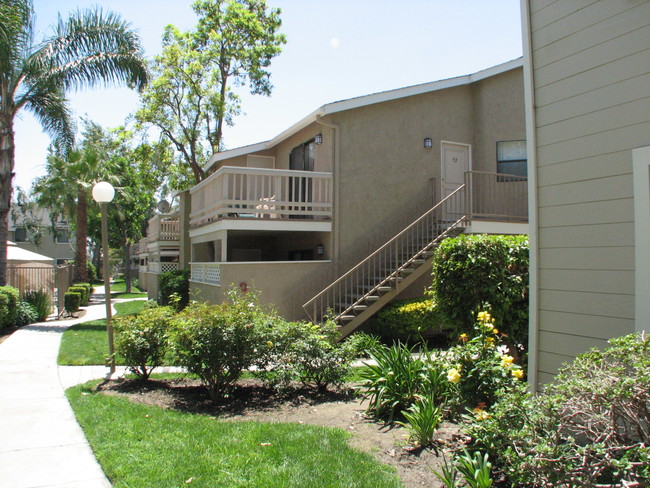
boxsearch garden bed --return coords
[96,376,467,488]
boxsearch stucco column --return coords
[178,190,192,269]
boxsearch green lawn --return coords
[67,382,403,488]
[102,279,147,299]
[58,300,147,366]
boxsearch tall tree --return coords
[0,0,148,285]
[136,0,285,186]
[33,122,119,283]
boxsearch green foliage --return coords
[433,451,495,488]
[345,331,382,358]
[68,286,89,306]
[0,286,20,328]
[366,296,446,342]
[72,282,91,304]
[430,234,529,346]
[159,269,190,310]
[114,307,175,379]
[136,0,286,187]
[358,342,452,421]
[396,394,442,447]
[255,318,356,391]
[443,311,524,408]
[14,301,38,326]
[86,262,98,283]
[170,288,262,400]
[64,292,82,315]
[23,289,52,321]
[466,333,650,487]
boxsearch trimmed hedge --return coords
[0,286,20,328]
[64,292,82,315]
[430,234,529,346]
[71,283,91,305]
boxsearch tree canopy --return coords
[136,0,286,187]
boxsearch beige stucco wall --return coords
[9,229,75,264]
[525,0,650,385]
[191,260,333,320]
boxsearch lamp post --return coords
[92,181,116,377]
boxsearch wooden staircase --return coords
[303,185,467,337]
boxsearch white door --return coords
[441,142,470,198]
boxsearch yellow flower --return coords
[459,333,467,339]
[512,369,524,379]
[485,337,495,346]
[474,410,491,421]
[447,368,461,383]
[493,328,499,335]
[501,355,514,367]
[266,341,274,348]
[477,311,491,323]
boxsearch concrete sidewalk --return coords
[0,298,114,488]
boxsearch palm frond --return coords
[20,85,75,152]
[0,0,33,85]
[32,6,148,93]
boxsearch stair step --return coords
[338,315,356,322]
[336,302,368,311]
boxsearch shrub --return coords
[430,234,528,347]
[345,331,382,358]
[358,342,453,421]
[23,290,53,321]
[159,268,190,310]
[443,311,524,409]
[64,292,82,315]
[365,296,446,342]
[86,262,97,283]
[68,286,88,306]
[466,333,650,487]
[0,286,20,328]
[114,307,175,380]
[14,301,38,326]
[396,393,442,446]
[256,319,357,391]
[170,288,262,400]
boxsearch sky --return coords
[14,0,523,191]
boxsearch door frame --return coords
[440,140,472,198]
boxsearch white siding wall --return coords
[527,0,650,385]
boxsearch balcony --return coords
[190,166,333,228]
[147,262,179,274]
[146,213,180,242]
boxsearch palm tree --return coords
[0,0,148,285]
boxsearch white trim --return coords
[189,218,332,239]
[205,260,332,266]
[521,0,540,392]
[204,58,523,170]
[633,146,650,334]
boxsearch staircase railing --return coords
[304,185,467,323]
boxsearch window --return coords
[55,228,71,243]
[497,140,527,177]
[14,227,27,242]
[289,139,315,172]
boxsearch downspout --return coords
[316,115,341,275]
[521,0,540,393]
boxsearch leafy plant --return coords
[466,333,650,487]
[358,342,452,421]
[114,307,175,379]
[23,289,52,321]
[456,451,494,488]
[68,286,89,306]
[87,262,98,283]
[346,331,382,358]
[0,286,20,327]
[14,301,38,326]
[159,269,190,311]
[443,311,524,408]
[170,287,263,400]
[397,393,442,446]
[64,292,82,315]
[365,296,446,342]
[430,234,528,347]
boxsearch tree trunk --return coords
[73,188,88,283]
[0,116,16,287]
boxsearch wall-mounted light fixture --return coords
[316,244,325,256]
[424,137,433,149]
[315,133,323,145]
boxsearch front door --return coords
[441,141,470,198]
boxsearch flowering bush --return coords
[444,311,524,409]
[466,333,650,487]
[365,296,447,342]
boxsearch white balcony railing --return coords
[190,166,333,228]
[147,213,180,242]
[190,262,221,286]
[148,262,180,274]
